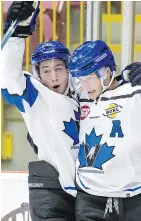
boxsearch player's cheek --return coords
[89,80,95,91]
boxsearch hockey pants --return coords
[28,161,76,221]
[75,189,141,221]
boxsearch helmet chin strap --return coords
[101,71,116,93]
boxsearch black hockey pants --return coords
[75,189,141,221]
[28,161,76,221]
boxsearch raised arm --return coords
[1,1,40,112]
[1,37,26,95]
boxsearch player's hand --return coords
[4,1,40,38]
[126,62,141,87]
[7,1,35,22]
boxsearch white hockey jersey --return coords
[1,38,80,197]
[76,83,141,198]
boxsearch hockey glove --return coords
[126,62,141,86]
[121,62,141,86]
[4,1,40,38]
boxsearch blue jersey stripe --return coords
[77,173,90,190]
[64,186,77,190]
[124,185,141,192]
[1,76,38,112]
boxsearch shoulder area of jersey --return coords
[103,82,141,98]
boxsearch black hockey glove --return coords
[121,62,141,86]
[4,1,40,38]
[125,62,141,87]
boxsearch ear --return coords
[104,67,112,79]
[106,66,111,74]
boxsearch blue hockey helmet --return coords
[31,40,70,65]
[68,40,116,78]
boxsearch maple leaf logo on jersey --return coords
[79,128,115,170]
[63,110,80,145]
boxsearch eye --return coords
[88,76,94,80]
[55,67,63,72]
[44,69,50,74]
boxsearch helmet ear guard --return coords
[101,70,116,92]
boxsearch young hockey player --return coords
[2,2,141,221]
[69,40,141,221]
[1,2,79,221]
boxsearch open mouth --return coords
[88,90,95,94]
[53,85,60,89]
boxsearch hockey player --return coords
[2,2,141,221]
[69,40,141,221]
[1,2,80,221]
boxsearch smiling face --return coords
[39,59,69,94]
